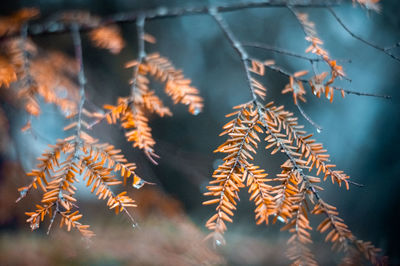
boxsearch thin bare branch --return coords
[242,41,323,61]
[246,57,390,100]
[384,41,400,51]
[130,13,146,100]
[210,9,257,101]
[295,101,323,132]
[46,202,59,235]
[333,87,391,99]
[87,14,146,130]
[0,1,342,39]
[327,7,400,63]
[287,5,351,82]
[71,23,86,142]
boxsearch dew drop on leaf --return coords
[19,189,27,198]
[157,7,168,16]
[277,215,285,223]
[193,107,201,116]
[133,179,144,189]
[30,222,39,231]
[213,233,225,247]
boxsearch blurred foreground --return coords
[0,161,354,266]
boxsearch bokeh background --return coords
[1,0,400,265]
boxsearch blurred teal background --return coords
[1,0,400,265]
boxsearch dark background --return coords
[1,0,399,265]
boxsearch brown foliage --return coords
[89,25,125,54]
[203,100,383,265]
[18,124,147,237]
[103,52,203,163]
[0,8,39,37]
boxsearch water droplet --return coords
[19,189,27,198]
[213,233,225,247]
[133,179,144,189]
[48,23,61,32]
[132,223,137,229]
[83,237,92,249]
[193,107,201,116]
[30,222,39,231]
[316,128,322,134]
[277,216,285,223]
[139,51,146,60]
[293,82,301,93]
[157,7,168,16]
[297,168,303,173]
[208,7,218,16]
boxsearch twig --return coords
[333,87,391,99]
[242,41,323,61]
[80,159,140,228]
[327,7,400,63]
[259,103,362,193]
[88,14,146,130]
[208,7,362,207]
[71,23,86,142]
[255,58,303,80]
[19,23,37,136]
[347,180,364,187]
[247,56,308,82]
[287,5,352,82]
[260,104,355,252]
[295,101,323,132]
[211,7,364,189]
[246,57,390,100]
[130,13,146,100]
[47,202,59,235]
[287,5,309,37]
[384,41,400,51]
[0,0,342,40]
[210,8,257,101]
[19,23,35,89]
